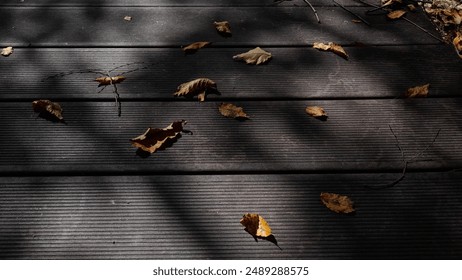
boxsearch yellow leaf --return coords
[240,213,272,238]
[181,41,211,54]
[313,42,348,60]
[130,120,187,154]
[214,21,232,36]
[32,99,64,121]
[305,106,328,120]
[173,78,217,101]
[320,192,355,214]
[94,76,126,87]
[1,46,13,57]
[453,32,462,59]
[233,47,272,65]
[387,10,407,20]
[405,84,430,98]
[218,103,250,120]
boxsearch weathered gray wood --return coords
[1,172,461,259]
[0,0,373,7]
[0,7,440,47]
[1,45,459,100]
[0,99,460,174]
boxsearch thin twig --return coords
[302,0,321,23]
[408,129,441,161]
[332,0,371,25]
[107,70,121,117]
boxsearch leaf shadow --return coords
[135,134,182,159]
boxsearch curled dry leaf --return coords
[305,106,328,120]
[173,78,217,102]
[219,103,250,120]
[95,76,126,87]
[124,16,132,21]
[387,10,407,20]
[320,192,355,214]
[130,120,187,154]
[214,21,232,36]
[405,84,430,98]
[182,41,211,54]
[1,46,13,57]
[32,100,64,121]
[233,47,272,65]
[240,213,272,238]
[313,42,348,60]
[453,32,462,58]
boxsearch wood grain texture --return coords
[1,45,460,100]
[0,99,460,174]
[0,7,440,47]
[1,172,461,259]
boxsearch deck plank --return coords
[1,45,460,100]
[1,172,461,259]
[0,7,440,47]
[0,99,461,174]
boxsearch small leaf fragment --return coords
[320,192,355,214]
[405,84,430,98]
[130,120,187,154]
[124,16,132,21]
[219,103,250,120]
[214,21,232,36]
[352,19,362,23]
[95,76,126,87]
[387,10,407,20]
[173,78,217,101]
[305,106,328,120]
[1,46,13,57]
[313,42,348,60]
[233,47,272,65]
[32,99,64,121]
[453,32,462,58]
[182,41,211,54]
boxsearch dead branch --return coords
[302,0,321,24]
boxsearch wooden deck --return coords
[1,0,461,259]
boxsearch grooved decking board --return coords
[1,45,460,100]
[0,0,368,7]
[1,99,461,174]
[1,172,461,259]
[0,7,440,47]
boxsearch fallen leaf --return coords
[233,47,272,65]
[313,42,348,60]
[32,100,64,121]
[440,9,462,26]
[124,16,132,21]
[240,213,272,238]
[182,41,211,54]
[214,21,232,36]
[387,10,407,20]
[352,19,362,23]
[219,103,250,120]
[453,32,462,58]
[1,46,13,57]
[130,120,187,154]
[407,4,416,12]
[405,84,430,98]
[95,76,126,87]
[305,106,327,120]
[173,78,217,101]
[320,192,355,214]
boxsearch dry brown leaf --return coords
[305,106,328,120]
[405,84,430,98]
[387,10,407,20]
[382,0,402,6]
[182,41,211,54]
[453,32,462,58]
[219,103,250,120]
[173,78,217,101]
[1,46,13,57]
[240,213,272,238]
[407,4,416,12]
[320,192,355,214]
[32,100,64,121]
[130,120,187,154]
[313,42,348,60]
[124,16,132,21]
[233,47,272,65]
[440,9,462,26]
[95,76,126,87]
[214,21,232,36]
